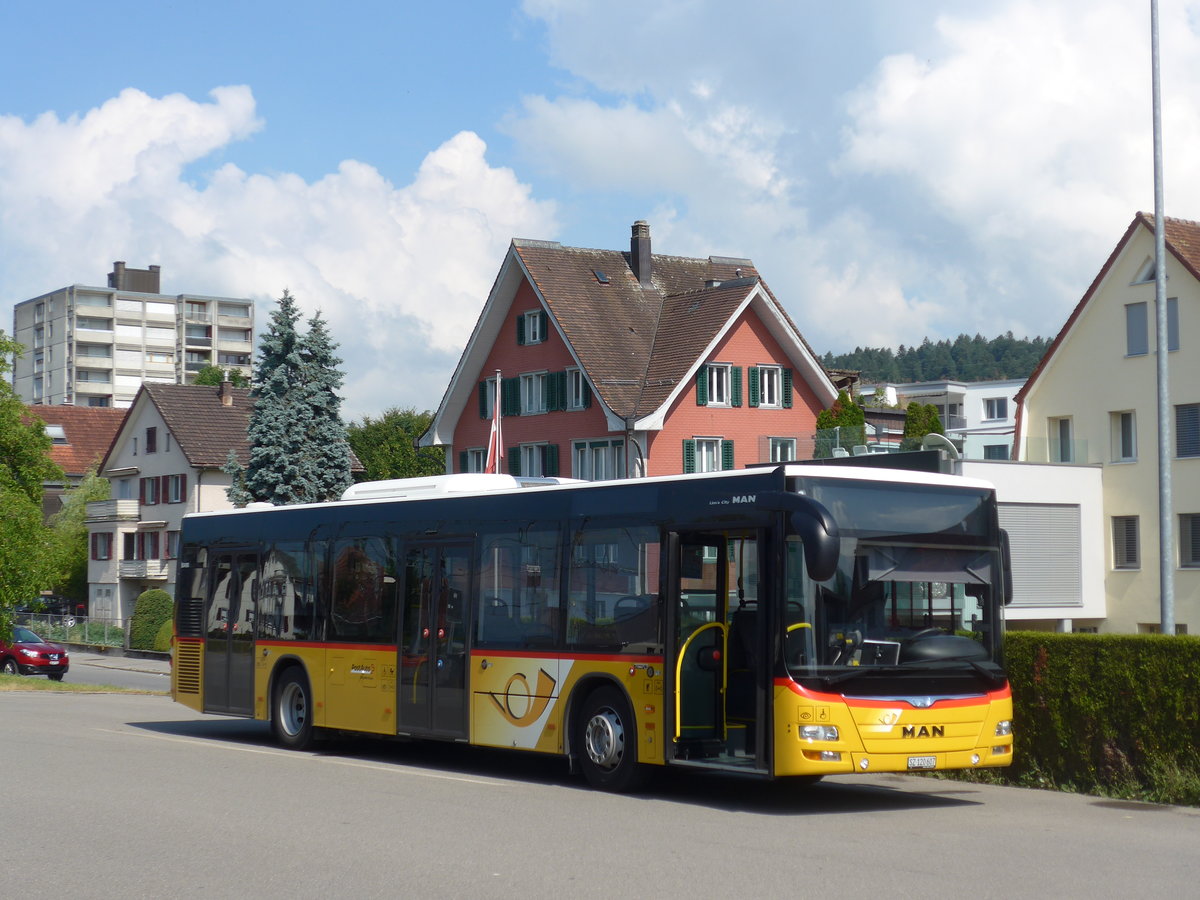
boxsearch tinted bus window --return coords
[259,541,316,641]
[329,536,398,643]
[476,525,562,649]
[567,523,661,651]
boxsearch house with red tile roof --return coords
[420,221,839,479]
[1013,212,1200,633]
[24,405,125,518]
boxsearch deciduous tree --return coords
[347,408,445,481]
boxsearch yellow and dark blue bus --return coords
[172,464,1013,791]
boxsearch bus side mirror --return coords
[789,497,840,583]
[1000,529,1014,606]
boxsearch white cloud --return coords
[514,0,1200,358]
[0,89,557,419]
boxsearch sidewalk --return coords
[67,648,172,676]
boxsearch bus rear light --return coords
[995,720,1013,737]
[799,725,838,741]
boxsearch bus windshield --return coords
[783,477,1005,687]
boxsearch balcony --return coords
[119,559,171,580]
[185,336,213,348]
[86,499,140,522]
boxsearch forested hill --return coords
[821,333,1049,383]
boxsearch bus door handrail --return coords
[674,621,728,740]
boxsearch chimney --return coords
[630,220,652,287]
[219,375,235,407]
[108,261,125,289]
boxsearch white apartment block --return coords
[859,378,1024,460]
[11,261,254,408]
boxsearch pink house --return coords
[420,221,838,478]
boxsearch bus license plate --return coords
[907,756,937,770]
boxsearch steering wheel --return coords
[909,627,944,640]
[613,596,646,619]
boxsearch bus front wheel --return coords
[272,668,316,750]
[576,685,646,792]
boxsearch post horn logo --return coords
[487,668,557,726]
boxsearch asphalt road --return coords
[3,692,1199,899]
[60,650,171,692]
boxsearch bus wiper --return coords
[817,665,906,687]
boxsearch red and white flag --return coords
[484,370,503,474]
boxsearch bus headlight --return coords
[994,720,1013,737]
[799,725,839,741]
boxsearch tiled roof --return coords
[24,405,125,476]
[142,383,254,468]
[513,241,817,417]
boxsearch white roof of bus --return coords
[182,464,995,520]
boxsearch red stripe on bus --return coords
[776,677,1010,706]
[470,649,664,665]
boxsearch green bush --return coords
[1002,632,1200,803]
[129,589,173,651]
[153,618,173,653]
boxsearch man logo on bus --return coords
[487,668,558,726]
[902,725,945,738]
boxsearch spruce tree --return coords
[298,311,353,502]
[225,291,352,507]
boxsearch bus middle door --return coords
[398,541,471,737]
[668,530,767,773]
[202,551,258,716]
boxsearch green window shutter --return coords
[731,366,742,407]
[502,378,520,416]
[507,448,520,476]
[458,450,468,473]
[721,439,735,470]
[748,367,760,407]
[696,366,708,406]
[540,311,549,342]
[478,381,488,419]
[516,315,526,345]
[682,439,697,474]
[544,443,559,476]
[551,371,568,411]
[782,368,793,409]
[583,379,592,408]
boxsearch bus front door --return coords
[203,552,258,716]
[669,531,767,773]
[398,542,471,737]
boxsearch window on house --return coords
[138,531,160,561]
[166,474,187,503]
[706,365,731,406]
[572,439,624,481]
[146,427,157,453]
[1112,516,1140,569]
[516,443,559,478]
[166,531,180,560]
[140,477,159,505]
[132,437,138,456]
[461,448,485,473]
[983,444,1009,460]
[518,310,547,345]
[1180,514,1200,569]
[90,532,113,561]
[1111,411,1136,462]
[769,437,796,462]
[1178,404,1200,458]
[683,437,734,473]
[1166,297,1180,352]
[757,366,782,408]
[984,397,1008,420]
[1126,302,1149,356]
[87,396,111,408]
[521,373,547,414]
[1050,417,1074,462]
[568,368,591,409]
[123,532,137,561]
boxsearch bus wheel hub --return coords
[584,709,624,769]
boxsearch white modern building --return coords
[11,262,254,408]
[860,378,1024,460]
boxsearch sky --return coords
[2,0,1199,420]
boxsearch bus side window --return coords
[476,525,561,649]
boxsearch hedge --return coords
[129,589,173,651]
[1002,631,1200,803]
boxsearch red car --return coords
[1,626,69,680]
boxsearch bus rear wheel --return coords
[576,685,646,793]
[272,668,316,750]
